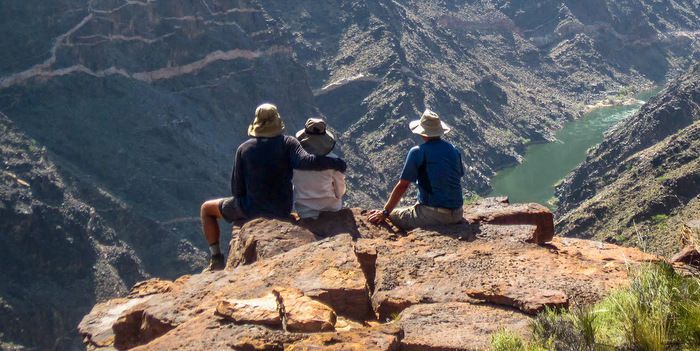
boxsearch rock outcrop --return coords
[80,200,659,350]
[672,220,700,268]
[2,1,699,349]
[556,65,700,257]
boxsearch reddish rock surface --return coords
[672,246,700,267]
[675,220,700,268]
[464,198,555,243]
[227,218,318,269]
[275,288,337,333]
[399,302,530,350]
[79,201,659,350]
[467,286,569,314]
[215,294,281,326]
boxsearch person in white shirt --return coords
[293,118,346,219]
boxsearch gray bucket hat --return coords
[409,109,451,137]
[295,118,336,156]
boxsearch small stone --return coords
[467,286,569,315]
[215,293,282,326]
[275,288,336,333]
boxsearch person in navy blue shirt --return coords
[200,104,346,271]
[368,109,464,230]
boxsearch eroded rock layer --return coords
[80,202,658,350]
[556,65,700,257]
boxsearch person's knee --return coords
[200,200,221,219]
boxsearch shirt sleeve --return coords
[231,145,246,197]
[287,137,347,172]
[399,147,422,182]
[332,170,347,199]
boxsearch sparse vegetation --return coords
[491,330,546,351]
[491,263,700,351]
[464,193,482,205]
[651,214,670,224]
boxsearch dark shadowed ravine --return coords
[489,89,662,208]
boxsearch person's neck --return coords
[421,136,441,143]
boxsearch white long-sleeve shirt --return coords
[292,153,346,219]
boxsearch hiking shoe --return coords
[203,253,225,272]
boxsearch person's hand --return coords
[368,209,387,224]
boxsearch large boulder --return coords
[79,202,659,350]
[398,302,531,350]
[370,231,656,320]
[215,294,282,327]
[464,198,555,243]
[227,218,318,269]
[673,220,700,268]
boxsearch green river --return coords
[489,89,661,209]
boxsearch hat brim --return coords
[248,119,285,138]
[409,119,451,137]
[296,129,336,156]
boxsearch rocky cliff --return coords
[0,113,208,350]
[78,200,661,351]
[1,1,699,349]
[555,65,700,256]
[258,0,700,204]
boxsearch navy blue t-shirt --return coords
[399,139,464,209]
[231,135,346,219]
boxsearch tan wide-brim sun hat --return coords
[409,109,451,137]
[295,118,336,156]
[248,103,286,138]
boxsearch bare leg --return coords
[200,199,224,246]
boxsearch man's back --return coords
[235,136,293,218]
[402,139,464,209]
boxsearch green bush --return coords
[492,330,525,351]
[650,214,669,224]
[491,263,700,351]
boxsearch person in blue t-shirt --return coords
[368,109,464,230]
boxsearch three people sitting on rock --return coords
[200,104,464,271]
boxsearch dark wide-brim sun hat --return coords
[248,103,286,138]
[409,109,451,137]
[295,118,336,156]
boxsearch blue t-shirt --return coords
[399,139,464,209]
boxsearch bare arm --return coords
[368,179,411,223]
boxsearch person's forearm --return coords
[383,181,409,213]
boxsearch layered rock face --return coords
[556,65,700,256]
[259,0,700,204]
[1,1,699,349]
[79,201,659,350]
[1,1,316,348]
[0,114,205,350]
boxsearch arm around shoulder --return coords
[288,137,347,172]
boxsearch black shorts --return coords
[219,197,247,223]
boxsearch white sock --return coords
[209,243,221,256]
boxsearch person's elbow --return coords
[396,179,411,190]
[335,158,347,173]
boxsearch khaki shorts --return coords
[219,197,247,223]
[389,204,463,231]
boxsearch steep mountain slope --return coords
[556,66,700,256]
[259,0,700,204]
[0,113,204,350]
[0,0,699,349]
[0,0,317,349]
